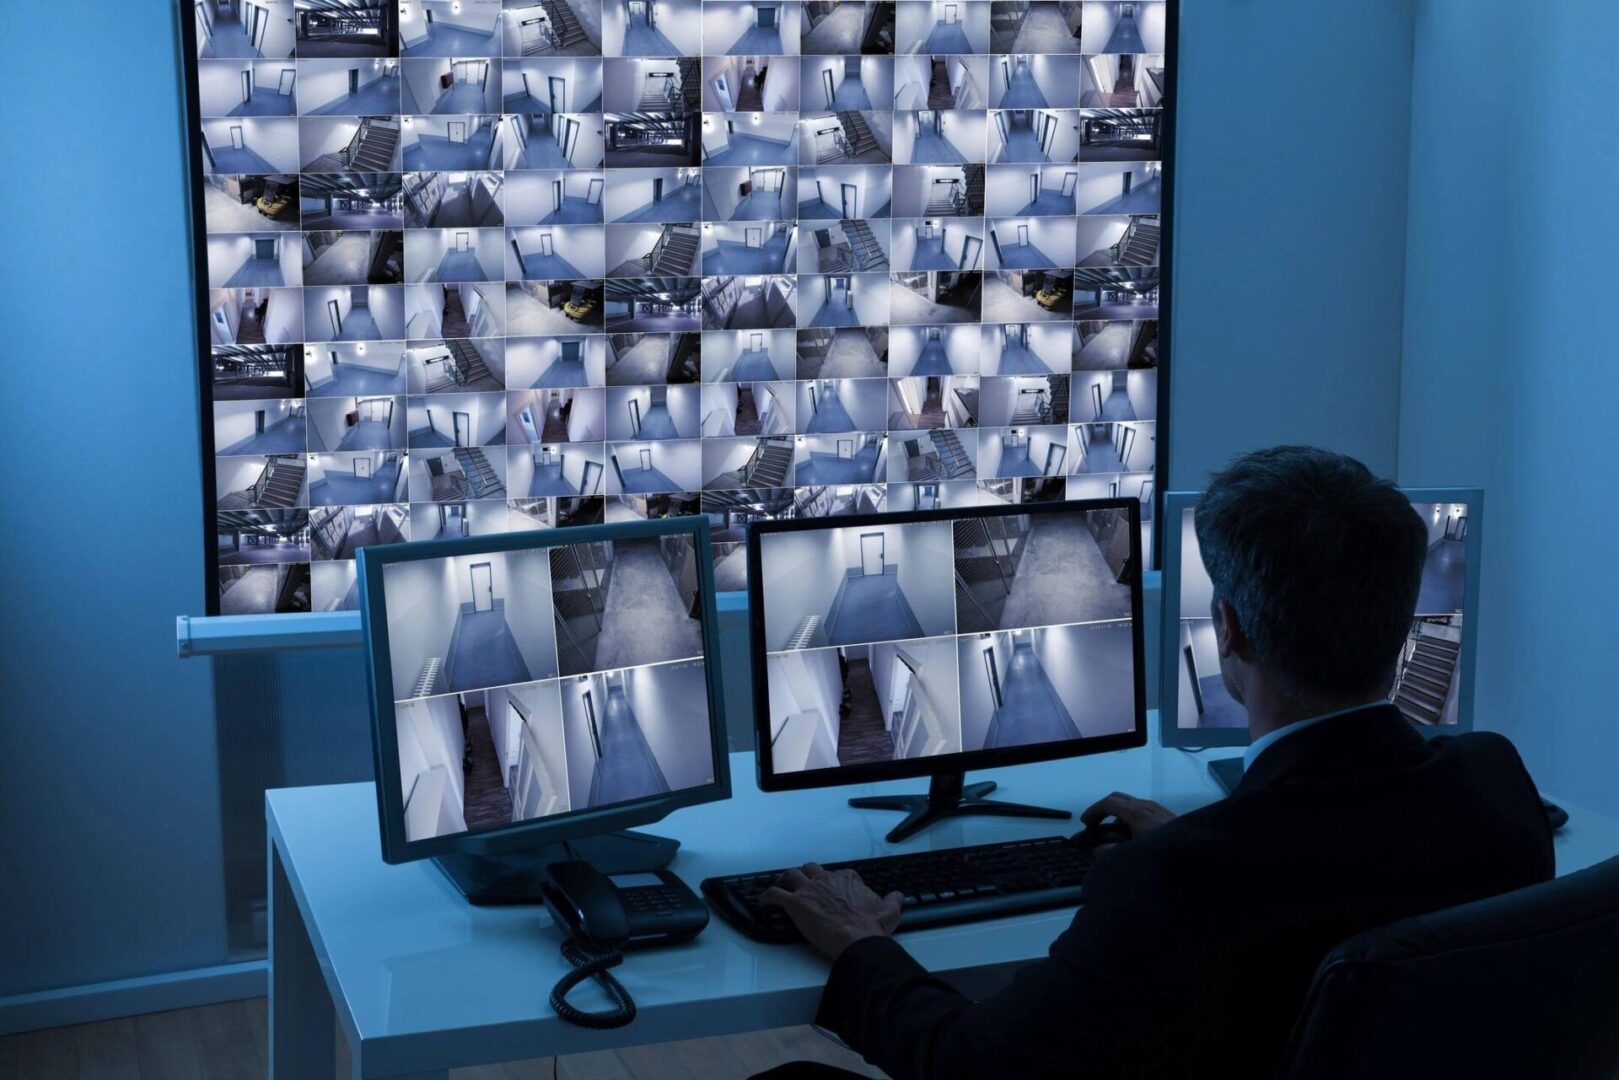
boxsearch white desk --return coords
[267,739,1619,1079]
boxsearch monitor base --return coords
[433,830,680,905]
[1206,755,1244,795]
[849,772,1072,844]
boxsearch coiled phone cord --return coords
[550,939,638,1029]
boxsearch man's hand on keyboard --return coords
[760,863,905,960]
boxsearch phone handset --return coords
[541,860,709,1028]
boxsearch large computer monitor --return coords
[1159,487,1483,751]
[358,516,731,900]
[747,499,1147,841]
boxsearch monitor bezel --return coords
[747,497,1149,792]
[359,515,733,864]
[1157,486,1484,749]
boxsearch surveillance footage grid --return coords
[382,535,717,840]
[758,507,1138,774]
[192,0,1166,615]
[1174,502,1472,732]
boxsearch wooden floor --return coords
[0,999,887,1079]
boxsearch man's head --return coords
[1194,446,1428,717]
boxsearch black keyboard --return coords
[703,834,1100,944]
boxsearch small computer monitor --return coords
[748,499,1147,796]
[358,516,731,867]
[1159,487,1482,749]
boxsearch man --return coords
[762,446,1553,1078]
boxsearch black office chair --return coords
[1279,855,1619,1080]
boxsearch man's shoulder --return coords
[1080,728,1542,901]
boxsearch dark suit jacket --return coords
[815,706,1554,1078]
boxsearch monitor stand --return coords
[849,771,1071,844]
[432,830,679,905]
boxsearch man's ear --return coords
[1212,599,1250,660]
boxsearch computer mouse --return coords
[1542,797,1569,832]
[1072,820,1133,850]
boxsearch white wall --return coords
[396,695,467,838]
[205,234,301,288]
[796,378,887,432]
[839,521,955,636]
[989,217,1076,268]
[625,661,714,791]
[706,3,755,53]
[400,227,501,282]
[759,528,846,649]
[213,398,298,451]
[701,328,795,380]
[1036,622,1136,736]
[799,165,889,218]
[894,1,931,54]
[993,54,1079,108]
[1074,215,1130,260]
[214,456,266,495]
[504,170,598,225]
[507,225,607,278]
[300,116,372,164]
[404,0,502,36]
[197,60,297,116]
[872,636,962,753]
[557,675,599,808]
[606,225,663,273]
[505,334,605,387]
[604,169,692,221]
[766,648,842,771]
[605,385,701,440]
[957,631,1011,751]
[1132,1,1168,52]
[1071,162,1150,214]
[200,117,300,172]
[503,548,559,679]
[1080,1,1116,50]
[504,58,602,113]
[700,435,756,481]
[888,324,974,376]
[382,556,460,692]
[403,284,442,339]
[608,438,702,491]
[413,391,507,445]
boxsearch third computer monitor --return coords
[748,498,1148,789]
[1160,487,1482,748]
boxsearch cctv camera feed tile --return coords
[385,537,716,842]
[184,0,1172,609]
[760,506,1136,773]
[1174,500,1471,733]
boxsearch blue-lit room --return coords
[4,2,1619,1077]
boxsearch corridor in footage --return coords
[460,698,514,830]
[552,538,704,675]
[587,684,672,805]
[445,591,533,692]
[984,639,1080,747]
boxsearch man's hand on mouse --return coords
[1081,791,1178,839]
[761,864,903,960]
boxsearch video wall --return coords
[186,0,1171,614]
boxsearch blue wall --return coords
[0,8,230,996]
[1169,1,1415,487]
[1400,0,1619,818]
